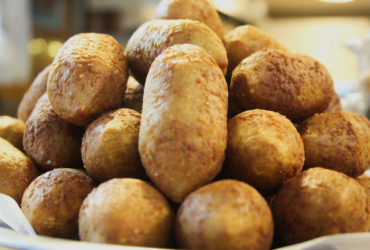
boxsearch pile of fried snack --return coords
[2,0,370,249]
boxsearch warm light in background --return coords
[213,0,238,13]
[47,41,63,58]
[28,38,46,55]
[319,0,354,3]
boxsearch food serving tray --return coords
[1,227,370,250]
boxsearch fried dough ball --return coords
[231,49,334,122]
[139,44,228,203]
[21,168,95,239]
[0,116,25,151]
[224,110,304,196]
[223,25,288,82]
[24,94,84,171]
[155,0,224,39]
[298,112,370,177]
[272,167,370,245]
[79,178,174,248]
[122,76,144,113]
[126,20,228,85]
[47,33,129,127]
[0,138,39,205]
[323,91,342,113]
[18,65,51,122]
[175,180,273,250]
[82,108,146,183]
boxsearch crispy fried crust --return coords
[357,175,370,199]
[175,180,274,250]
[223,25,288,82]
[155,0,224,39]
[82,108,146,183]
[23,94,85,171]
[21,168,95,239]
[0,116,25,151]
[122,76,144,113]
[126,20,228,85]
[47,33,128,127]
[298,112,370,177]
[0,138,38,205]
[139,44,228,203]
[231,49,334,122]
[79,178,174,248]
[272,167,370,245]
[18,65,51,122]
[323,91,342,113]
[224,110,304,195]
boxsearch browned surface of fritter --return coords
[79,178,174,248]
[122,76,144,113]
[155,0,225,39]
[126,20,228,85]
[323,91,342,113]
[272,167,370,245]
[0,116,25,151]
[298,112,370,177]
[223,25,288,82]
[224,110,304,196]
[17,65,51,122]
[357,175,370,199]
[23,94,85,171]
[231,49,334,122]
[21,168,95,239]
[47,33,128,127]
[139,44,228,203]
[82,108,146,183]
[175,180,273,250]
[0,138,39,205]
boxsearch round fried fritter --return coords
[0,138,38,205]
[139,44,228,203]
[223,110,304,196]
[18,65,51,122]
[230,49,334,123]
[122,76,144,113]
[82,108,146,183]
[126,20,228,85]
[24,94,85,171]
[79,178,174,248]
[0,116,25,151]
[155,0,224,39]
[21,168,95,239]
[223,25,288,82]
[175,180,273,250]
[47,33,129,127]
[272,167,370,245]
[298,112,370,178]
[323,91,342,113]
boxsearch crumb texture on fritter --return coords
[231,49,334,122]
[176,180,274,250]
[272,167,370,245]
[155,0,225,39]
[82,108,146,183]
[21,168,95,239]
[139,44,228,203]
[126,20,228,85]
[0,138,39,205]
[47,33,128,127]
[298,111,370,177]
[224,109,304,196]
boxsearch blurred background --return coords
[1,0,370,117]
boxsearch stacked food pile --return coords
[1,0,370,249]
